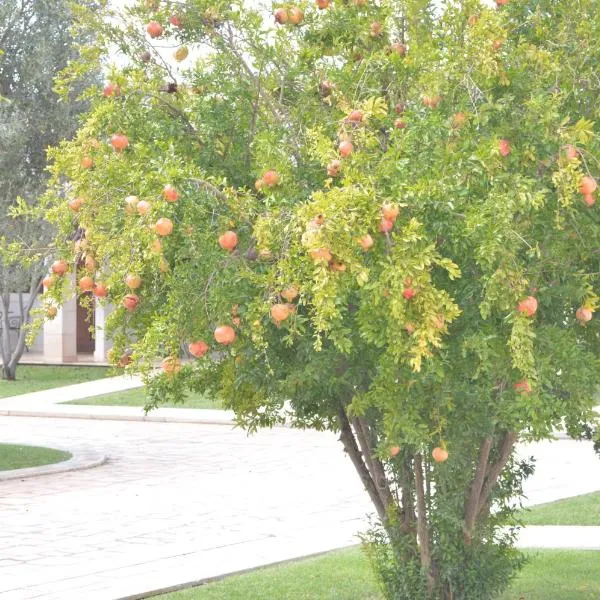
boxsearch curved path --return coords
[0,415,599,600]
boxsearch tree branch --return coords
[477,431,518,519]
[338,406,387,522]
[352,415,397,519]
[189,178,229,202]
[463,436,493,543]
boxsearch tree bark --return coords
[464,436,493,543]
[414,453,434,596]
[477,431,517,518]
[338,406,388,522]
[352,415,397,519]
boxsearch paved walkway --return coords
[1,412,599,600]
[0,376,235,425]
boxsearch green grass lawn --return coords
[65,387,222,409]
[0,443,71,471]
[157,547,600,600]
[521,491,600,526]
[0,365,109,398]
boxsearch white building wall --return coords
[2,293,44,354]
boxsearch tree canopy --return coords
[0,0,98,378]
[40,0,600,597]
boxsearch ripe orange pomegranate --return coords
[348,110,363,123]
[382,203,399,221]
[189,341,209,358]
[271,303,291,322]
[316,0,330,8]
[79,276,94,292]
[390,43,406,57]
[358,234,374,250]
[369,21,382,37]
[161,357,182,374]
[81,156,94,169]
[288,7,304,24]
[103,83,120,97]
[394,119,407,129]
[125,274,142,289]
[151,239,162,253]
[69,197,84,212]
[330,261,346,272]
[263,170,281,187]
[579,176,597,195]
[517,295,538,317]
[513,379,531,394]
[137,200,151,215]
[327,160,342,177]
[162,185,179,202]
[122,294,139,312]
[214,325,236,345]
[432,447,449,462]
[564,145,579,160]
[281,286,299,302]
[274,8,288,24]
[379,218,394,233]
[93,283,108,298]
[111,133,129,152]
[309,248,332,262]
[339,140,353,157]
[422,95,441,108]
[453,112,467,127]
[42,276,53,290]
[170,15,183,27]
[395,102,406,114]
[403,288,415,300]
[498,138,511,157]
[576,307,593,324]
[155,217,173,236]
[255,179,264,191]
[390,446,401,457]
[495,0,509,5]
[51,260,68,276]
[218,231,238,251]
[146,21,164,38]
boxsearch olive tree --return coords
[40,0,599,597]
[0,0,97,379]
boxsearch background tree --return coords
[40,0,599,597]
[0,0,97,379]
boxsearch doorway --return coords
[76,292,95,355]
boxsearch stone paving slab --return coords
[0,417,599,600]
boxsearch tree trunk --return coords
[414,453,435,596]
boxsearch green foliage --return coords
[39,0,600,597]
[0,0,99,378]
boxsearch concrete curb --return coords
[117,544,359,600]
[0,443,108,482]
[0,408,237,427]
